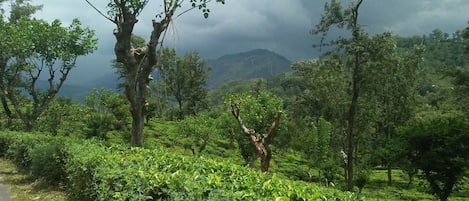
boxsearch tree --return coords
[310,0,423,191]
[291,59,348,121]
[397,110,469,201]
[177,113,218,155]
[0,2,97,131]
[84,88,130,140]
[7,0,43,23]
[0,0,42,128]
[290,60,349,183]
[360,34,423,185]
[226,91,283,172]
[311,0,366,191]
[464,22,469,52]
[35,97,87,137]
[157,48,210,119]
[86,0,224,146]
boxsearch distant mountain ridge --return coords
[207,49,291,88]
[43,49,292,101]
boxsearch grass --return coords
[0,158,67,201]
[360,169,469,201]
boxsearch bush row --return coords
[0,131,360,201]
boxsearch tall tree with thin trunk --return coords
[86,0,224,146]
[311,0,365,191]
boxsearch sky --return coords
[17,0,469,84]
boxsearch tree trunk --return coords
[0,95,13,128]
[110,3,175,146]
[346,83,358,191]
[346,55,360,191]
[130,103,144,146]
[387,163,392,186]
[24,120,34,132]
[259,143,272,172]
[177,99,184,119]
[345,0,363,192]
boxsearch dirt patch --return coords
[0,181,11,201]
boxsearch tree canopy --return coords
[397,111,469,201]
[0,1,97,131]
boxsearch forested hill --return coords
[83,49,292,89]
[207,49,291,88]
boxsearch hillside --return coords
[207,49,292,88]
[35,80,94,102]
[49,49,293,101]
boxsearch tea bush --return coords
[29,140,67,185]
[0,131,360,201]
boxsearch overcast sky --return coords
[24,0,469,84]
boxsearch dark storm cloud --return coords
[29,0,469,84]
[360,0,469,35]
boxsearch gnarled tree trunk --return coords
[111,2,175,146]
[231,103,282,172]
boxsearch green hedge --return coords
[0,131,361,201]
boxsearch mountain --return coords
[83,72,121,90]
[207,49,291,88]
[35,74,121,102]
[35,80,94,102]
[41,49,292,101]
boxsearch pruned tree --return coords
[230,104,281,172]
[86,0,224,146]
[227,91,283,172]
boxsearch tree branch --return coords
[84,0,116,23]
[230,103,254,135]
[265,111,282,139]
[176,0,213,18]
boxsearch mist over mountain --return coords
[35,81,94,102]
[207,49,291,88]
[52,49,293,101]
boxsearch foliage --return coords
[84,88,130,141]
[225,90,284,134]
[291,59,348,121]
[35,97,87,137]
[397,110,469,201]
[307,0,427,190]
[28,140,67,185]
[0,131,360,201]
[94,0,225,146]
[224,90,284,167]
[7,0,43,24]
[0,12,97,130]
[176,113,219,155]
[157,48,211,119]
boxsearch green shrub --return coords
[0,132,14,157]
[0,132,360,201]
[64,141,110,201]
[5,134,41,170]
[29,140,67,185]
